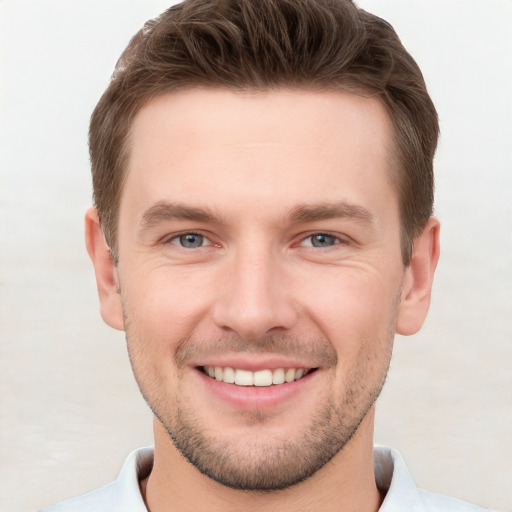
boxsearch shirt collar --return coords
[112,446,153,512]
[374,445,424,510]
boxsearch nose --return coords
[212,245,299,340]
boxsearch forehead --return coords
[122,88,396,223]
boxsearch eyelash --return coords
[298,232,346,248]
[164,231,213,249]
[163,231,349,250]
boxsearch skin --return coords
[86,89,440,512]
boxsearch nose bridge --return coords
[213,241,297,339]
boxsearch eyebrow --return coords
[140,201,223,228]
[140,200,374,229]
[288,202,374,224]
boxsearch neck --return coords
[142,410,383,512]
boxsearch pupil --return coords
[180,234,203,248]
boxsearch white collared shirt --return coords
[40,446,491,511]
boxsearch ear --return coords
[396,217,440,336]
[84,207,124,331]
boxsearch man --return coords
[41,0,490,510]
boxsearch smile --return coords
[202,366,314,386]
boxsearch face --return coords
[102,89,415,490]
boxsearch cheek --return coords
[298,265,402,350]
[307,271,398,397]
[121,265,216,344]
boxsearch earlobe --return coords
[396,217,440,336]
[84,207,124,331]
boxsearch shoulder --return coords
[38,447,153,512]
[417,489,493,512]
[38,482,117,512]
[39,484,117,512]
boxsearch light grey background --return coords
[1,1,511,511]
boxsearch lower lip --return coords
[194,368,317,411]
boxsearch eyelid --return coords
[296,231,351,247]
[162,230,217,247]
[159,230,351,248]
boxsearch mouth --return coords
[201,366,317,387]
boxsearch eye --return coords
[301,233,339,248]
[170,233,207,249]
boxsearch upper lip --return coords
[192,355,318,372]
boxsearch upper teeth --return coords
[203,366,310,386]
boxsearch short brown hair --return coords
[89,0,438,264]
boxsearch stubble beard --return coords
[163,375,388,491]
[125,321,394,492]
